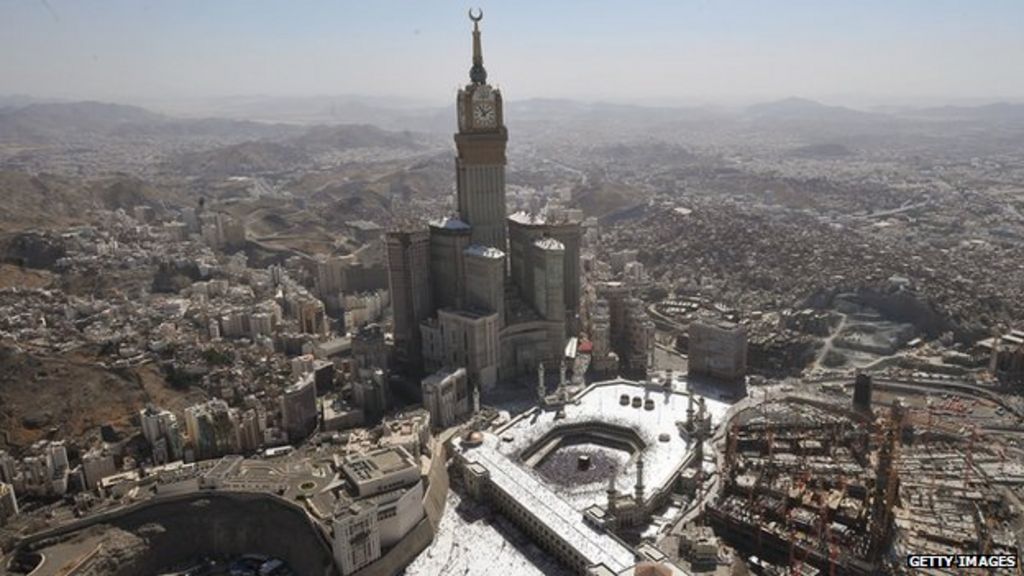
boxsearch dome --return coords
[463,430,485,447]
[634,561,674,576]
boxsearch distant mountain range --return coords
[3,96,1023,146]
[911,102,1024,121]
[0,101,301,145]
[744,97,881,122]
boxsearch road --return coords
[810,312,848,371]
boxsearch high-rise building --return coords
[238,408,264,452]
[463,244,505,326]
[315,254,355,317]
[296,298,328,336]
[588,297,619,377]
[853,372,873,413]
[437,308,500,391]
[81,447,117,491]
[688,320,747,383]
[455,15,508,250]
[352,323,388,374]
[352,368,390,424]
[597,282,655,378]
[508,211,582,327]
[315,254,348,299]
[531,238,566,323]
[395,12,582,388]
[428,217,472,310]
[184,400,239,461]
[140,405,183,463]
[281,374,318,442]
[386,226,432,372]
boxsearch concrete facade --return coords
[421,367,471,429]
[386,227,432,373]
[508,212,582,329]
[281,373,318,442]
[532,237,566,323]
[428,218,471,310]
[463,244,505,326]
[687,320,747,383]
[334,500,381,575]
[436,308,500,391]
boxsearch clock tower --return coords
[455,10,508,250]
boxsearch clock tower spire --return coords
[455,9,508,250]
[469,8,487,85]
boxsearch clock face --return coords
[472,102,496,128]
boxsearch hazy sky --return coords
[2,0,1023,106]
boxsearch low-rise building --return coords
[421,367,471,428]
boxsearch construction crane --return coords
[964,424,978,488]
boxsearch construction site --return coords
[702,373,1024,576]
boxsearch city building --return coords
[463,244,505,326]
[454,16,507,250]
[386,226,432,372]
[428,308,500,391]
[688,320,748,383]
[508,210,582,328]
[139,405,184,464]
[979,328,1024,384]
[81,447,117,491]
[342,290,388,332]
[428,217,472,310]
[333,500,381,575]
[587,296,619,377]
[0,482,18,526]
[385,15,582,387]
[352,368,390,424]
[853,371,873,413]
[421,367,472,428]
[315,253,349,314]
[184,400,240,461]
[352,323,388,374]
[340,446,421,498]
[281,373,318,442]
[598,282,656,378]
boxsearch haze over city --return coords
[3,0,1024,107]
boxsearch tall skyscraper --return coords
[455,12,508,250]
[386,226,432,372]
[463,244,505,326]
[396,12,583,388]
[428,217,472,310]
[508,211,583,329]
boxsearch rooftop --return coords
[465,244,505,259]
[341,446,417,482]
[459,433,636,573]
[509,211,545,225]
[429,216,471,231]
[534,237,565,251]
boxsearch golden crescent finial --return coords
[468,8,483,23]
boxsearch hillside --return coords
[0,171,185,230]
[165,123,430,178]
